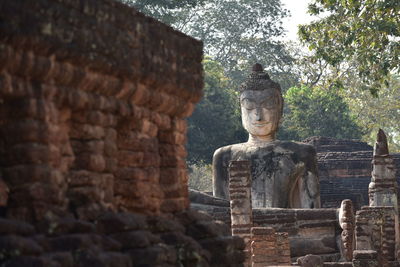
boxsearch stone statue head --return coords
[238,63,283,142]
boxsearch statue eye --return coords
[261,98,277,109]
[241,99,256,110]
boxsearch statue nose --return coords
[255,108,263,121]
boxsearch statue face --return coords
[240,90,281,138]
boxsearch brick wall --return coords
[304,137,400,210]
[0,0,203,221]
[0,1,249,266]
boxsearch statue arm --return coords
[212,147,229,200]
[304,148,321,208]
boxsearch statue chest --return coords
[231,148,304,208]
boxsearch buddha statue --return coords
[212,64,320,208]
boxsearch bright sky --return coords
[281,0,313,41]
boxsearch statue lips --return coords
[253,122,269,127]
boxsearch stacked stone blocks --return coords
[303,136,400,210]
[339,199,355,261]
[229,160,253,265]
[0,0,248,266]
[355,206,396,266]
[229,161,292,266]
[250,227,291,267]
[0,0,203,222]
[353,130,400,267]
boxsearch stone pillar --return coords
[352,250,379,267]
[0,66,71,221]
[368,129,399,257]
[355,206,396,266]
[229,160,252,266]
[250,227,277,267]
[338,199,355,261]
[250,227,291,267]
[276,232,291,265]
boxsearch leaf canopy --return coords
[299,0,400,94]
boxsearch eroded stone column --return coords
[368,129,399,257]
[250,227,291,267]
[250,227,277,266]
[276,232,291,265]
[229,160,252,266]
[355,206,396,266]
[352,250,379,267]
[338,199,355,261]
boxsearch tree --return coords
[299,0,400,95]
[121,0,300,162]
[341,74,400,152]
[120,0,207,25]
[283,86,364,140]
[184,0,292,81]
[123,0,296,91]
[186,58,246,163]
[188,163,213,191]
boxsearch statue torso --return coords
[213,140,319,208]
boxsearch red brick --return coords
[117,151,144,167]
[115,167,147,181]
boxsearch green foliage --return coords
[299,0,400,94]
[120,0,207,25]
[184,0,292,81]
[131,0,204,9]
[187,58,246,163]
[123,0,295,91]
[341,74,400,152]
[283,86,364,140]
[188,163,213,192]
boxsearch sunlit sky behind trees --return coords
[281,0,313,41]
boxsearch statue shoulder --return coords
[278,140,317,158]
[213,143,247,158]
[213,144,234,159]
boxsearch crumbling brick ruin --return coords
[304,136,400,210]
[2,1,400,266]
[0,0,204,221]
[192,131,400,266]
[0,0,245,266]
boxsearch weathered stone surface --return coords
[95,212,146,234]
[190,203,341,258]
[46,234,97,252]
[0,0,248,266]
[0,209,246,266]
[127,244,177,265]
[251,227,291,266]
[43,252,74,267]
[0,218,35,236]
[228,160,252,265]
[213,65,320,209]
[303,136,400,210]
[0,178,9,207]
[214,140,321,210]
[147,216,185,233]
[297,254,323,267]
[37,218,95,236]
[355,207,396,264]
[0,235,43,255]
[338,199,355,261]
[109,230,159,249]
[0,0,203,221]
[189,189,230,207]
[1,256,60,267]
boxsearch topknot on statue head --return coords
[238,63,281,93]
